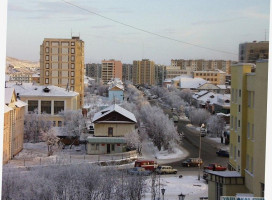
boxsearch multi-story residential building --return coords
[239,41,269,63]
[155,65,167,86]
[101,60,122,84]
[85,63,102,82]
[132,59,155,85]
[193,69,226,85]
[206,60,268,199]
[3,88,27,164]
[8,72,34,83]
[170,59,232,74]
[7,82,79,128]
[122,64,133,83]
[40,36,84,109]
[165,66,189,79]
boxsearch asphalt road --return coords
[151,100,229,174]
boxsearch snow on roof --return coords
[6,83,79,97]
[15,99,28,107]
[179,77,208,89]
[205,170,242,177]
[5,88,15,104]
[93,104,137,123]
[84,76,95,84]
[217,85,231,89]
[4,105,13,113]
[108,84,124,91]
[196,92,230,106]
[192,90,209,100]
[107,78,123,85]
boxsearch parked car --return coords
[203,163,227,171]
[127,167,152,176]
[182,158,203,167]
[155,166,178,174]
[216,149,230,157]
[134,160,158,171]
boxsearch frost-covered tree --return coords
[40,128,60,156]
[24,110,52,143]
[206,115,226,137]
[124,129,141,153]
[189,108,211,126]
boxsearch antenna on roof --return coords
[66,82,70,92]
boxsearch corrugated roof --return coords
[92,104,137,123]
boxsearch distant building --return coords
[87,104,137,154]
[122,64,133,83]
[85,63,102,82]
[132,59,155,85]
[193,69,226,85]
[239,41,269,63]
[165,66,191,79]
[101,60,122,84]
[3,88,27,164]
[7,83,79,128]
[40,36,85,109]
[155,65,167,86]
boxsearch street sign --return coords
[220,197,265,200]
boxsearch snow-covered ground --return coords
[141,141,189,165]
[144,175,208,200]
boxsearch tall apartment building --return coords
[40,36,84,109]
[171,59,232,74]
[165,66,189,79]
[132,59,155,85]
[155,65,167,86]
[85,63,102,82]
[122,64,133,83]
[206,61,268,199]
[101,60,122,84]
[239,41,269,63]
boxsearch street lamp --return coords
[161,188,166,200]
[198,123,205,180]
[178,193,186,200]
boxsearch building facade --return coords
[122,64,133,83]
[40,36,84,109]
[85,63,102,82]
[155,65,167,86]
[132,59,155,85]
[3,88,27,164]
[101,60,122,84]
[193,70,226,85]
[239,41,269,63]
[207,61,268,199]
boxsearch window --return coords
[45,71,49,76]
[247,123,250,139]
[28,100,38,113]
[108,127,113,137]
[71,71,74,77]
[71,48,75,54]
[239,89,241,97]
[238,105,241,112]
[46,63,49,69]
[71,79,74,84]
[238,120,240,128]
[53,121,56,127]
[45,78,49,84]
[252,124,254,140]
[111,144,115,151]
[71,42,75,46]
[58,121,62,127]
[41,101,51,114]
[70,86,74,91]
[238,135,240,143]
[46,55,49,61]
[71,56,75,61]
[46,41,49,46]
[238,150,240,157]
[248,91,251,107]
[45,47,49,53]
[54,101,64,114]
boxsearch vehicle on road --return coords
[203,163,227,171]
[155,166,178,174]
[200,127,207,137]
[127,167,152,176]
[216,149,230,157]
[134,160,158,171]
[182,158,203,167]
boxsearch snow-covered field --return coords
[144,175,208,200]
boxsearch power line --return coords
[61,0,237,56]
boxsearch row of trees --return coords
[122,84,180,152]
[2,164,150,200]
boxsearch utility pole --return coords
[198,123,205,180]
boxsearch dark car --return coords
[127,167,152,176]
[182,158,203,167]
[216,149,229,157]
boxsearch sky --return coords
[6,0,270,65]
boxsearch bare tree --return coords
[40,128,60,156]
[124,129,141,153]
[206,115,226,137]
[189,108,211,126]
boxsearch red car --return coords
[203,163,227,171]
[134,160,158,171]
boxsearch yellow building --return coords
[7,83,79,127]
[101,60,122,84]
[132,59,155,85]
[165,66,190,79]
[40,36,84,109]
[193,69,226,85]
[207,61,268,199]
[87,104,136,154]
[3,88,27,164]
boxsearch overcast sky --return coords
[6,0,270,65]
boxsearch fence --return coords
[6,150,138,168]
